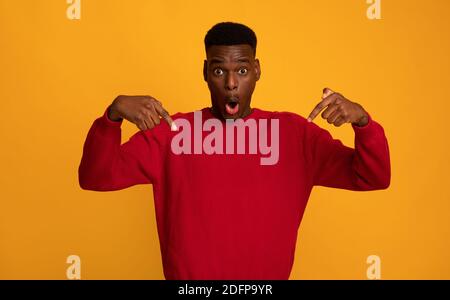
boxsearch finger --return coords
[145,98,162,109]
[154,102,177,131]
[333,116,346,127]
[136,119,148,131]
[308,93,338,122]
[146,106,161,126]
[327,109,342,124]
[143,117,155,130]
[321,102,339,119]
[322,87,335,99]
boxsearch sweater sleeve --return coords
[307,114,391,191]
[78,107,162,191]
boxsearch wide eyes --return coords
[213,68,224,76]
[212,68,248,76]
[238,68,248,75]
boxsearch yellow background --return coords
[1,0,449,279]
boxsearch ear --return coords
[254,58,261,81]
[203,60,207,82]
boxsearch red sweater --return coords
[78,107,390,279]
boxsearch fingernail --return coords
[323,88,333,96]
[171,122,178,131]
[307,117,312,122]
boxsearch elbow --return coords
[78,168,116,192]
[79,180,92,191]
[359,168,390,191]
[79,176,105,191]
[361,177,390,191]
[378,162,391,190]
[78,163,119,192]
[369,157,391,190]
[377,176,390,190]
[79,173,94,191]
[78,166,99,191]
[378,150,392,190]
[78,161,91,190]
[372,169,391,190]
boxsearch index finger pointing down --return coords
[307,88,336,122]
[154,102,177,131]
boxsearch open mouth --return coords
[225,98,240,116]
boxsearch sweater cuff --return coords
[351,113,381,138]
[102,105,123,127]
[93,106,123,139]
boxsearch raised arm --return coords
[78,95,175,191]
[306,88,391,191]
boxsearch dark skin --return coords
[203,44,260,120]
[308,88,369,127]
[107,44,368,128]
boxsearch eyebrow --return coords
[209,57,251,64]
[209,58,224,65]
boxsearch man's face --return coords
[204,44,260,120]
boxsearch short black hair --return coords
[204,22,257,56]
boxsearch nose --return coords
[225,72,238,91]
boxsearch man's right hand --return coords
[108,95,176,131]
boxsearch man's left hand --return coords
[307,88,369,127]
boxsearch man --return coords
[78,22,390,279]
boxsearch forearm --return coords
[312,114,391,191]
[78,109,124,191]
[78,107,155,191]
[351,115,391,190]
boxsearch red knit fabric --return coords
[79,107,390,279]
